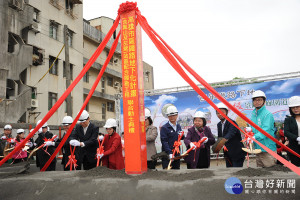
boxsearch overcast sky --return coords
[83,0,300,89]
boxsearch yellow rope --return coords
[37,44,65,83]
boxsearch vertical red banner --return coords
[121,10,147,174]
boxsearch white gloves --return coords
[296,137,300,142]
[70,139,81,147]
[245,127,252,132]
[96,154,104,159]
[169,154,173,159]
[1,136,7,140]
[54,136,58,142]
[26,142,33,148]
[190,142,196,150]
[98,135,104,141]
[203,137,208,143]
[9,139,15,143]
[247,136,255,144]
[44,141,55,146]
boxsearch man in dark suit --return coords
[216,103,246,167]
[70,110,98,170]
[160,105,184,169]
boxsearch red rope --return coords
[136,12,300,176]
[118,1,139,15]
[40,19,121,171]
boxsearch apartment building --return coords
[0,0,83,125]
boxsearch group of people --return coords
[1,91,300,171]
[157,90,300,169]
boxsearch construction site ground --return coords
[0,157,299,200]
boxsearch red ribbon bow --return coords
[66,146,78,171]
[96,136,105,167]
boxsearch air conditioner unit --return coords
[29,23,41,33]
[31,99,38,108]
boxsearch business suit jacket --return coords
[71,123,98,163]
[217,119,246,161]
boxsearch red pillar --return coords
[120,8,147,174]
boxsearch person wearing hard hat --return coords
[98,118,125,170]
[11,129,28,164]
[184,111,215,169]
[160,105,184,169]
[215,102,246,167]
[34,120,57,171]
[145,109,158,169]
[59,116,80,170]
[250,90,276,167]
[69,110,99,170]
[284,96,300,166]
[0,125,13,161]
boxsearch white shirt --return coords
[297,121,300,144]
[83,123,90,135]
[169,121,177,132]
[221,120,226,132]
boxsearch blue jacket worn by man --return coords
[160,122,183,169]
[250,105,276,152]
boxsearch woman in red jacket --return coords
[100,118,125,170]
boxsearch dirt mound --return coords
[233,167,272,177]
[79,166,130,178]
[265,164,291,172]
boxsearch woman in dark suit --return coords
[284,96,300,166]
[184,111,215,169]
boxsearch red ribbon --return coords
[0,15,121,168]
[39,21,121,171]
[172,131,184,157]
[66,146,77,171]
[96,136,105,167]
[136,12,300,176]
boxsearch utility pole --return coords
[64,25,72,116]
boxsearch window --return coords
[102,103,106,120]
[33,46,44,66]
[85,102,89,112]
[145,71,150,82]
[48,92,57,110]
[65,0,74,15]
[101,78,105,93]
[49,56,58,75]
[83,71,89,83]
[106,51,114,64]
[107,102,114,112]
[49,21,59,40]
[33,8,40,22]
[8,33,18,53]
[67,29,74,47]
[63,62,73,80]
[107,77,113,87]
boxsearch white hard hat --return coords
[4,124,12,130]
[17,129,25,134]
[78,110,89,122]
[62,116,73,125]
[145,108,151,119]
[288,96,300,107]
[37,120,48,128]
[252,90,266,99]
[194,111,206,119]
[166,105,178,116]
[216,102,228,110]
[104,118,117,128]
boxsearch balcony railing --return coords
[83,20,121,54]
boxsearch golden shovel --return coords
[242,142,261,154]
